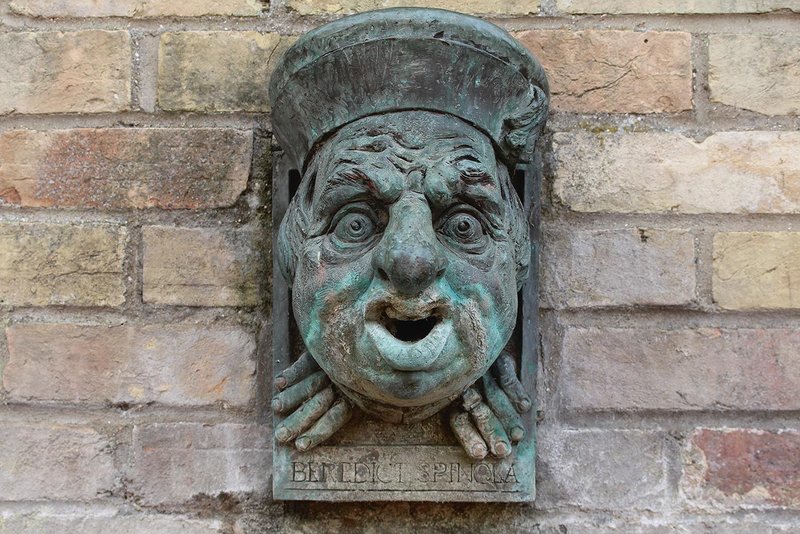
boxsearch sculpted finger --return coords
[295,399,352,452]
[462,386,483,412]
[482,373,525,443]
[275,387,336,444]
[450,412,488,460]
[274,351,319,391]
[468,400,511,458]
[493,352,532,413]
[271,370,329,414]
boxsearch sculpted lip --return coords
[365,302,453,372]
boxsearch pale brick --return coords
[4,323,256,406]
[561,328,800,411]
[286,0,537,15]
[0,31,130,114]
[0,425,116,501]
[541,228,696,308]
[516,30,692,113]
[710,34,800,116]
[683,429,800,509]
[287,509,564,533]
[713,232,800,310]
[143,226,262,307]
[234,514,284,534]
[0,129,252,209]
[537,427,667,510]
[0,511,223,534]
[566,524,687,534]
[0,223,126,307]
[131,423,270,504]
[553,131,800,214]
[685,522,797,534]
[564,516,688,534]
[279,504,576,533]
[158,32,294,112]
[278,508,688,533]
[557,0,799,13]
[9,0,262,17]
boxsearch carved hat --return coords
[269,8,549,172]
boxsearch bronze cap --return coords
[269,8,550,171]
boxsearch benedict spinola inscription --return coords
[270,7,547,502]
[290,461,519,487]
[275,445,534,498]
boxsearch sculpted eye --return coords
[445,213,482,242]
[438,209,488,253]
[333,211,376,243]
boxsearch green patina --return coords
[268,8,549,501]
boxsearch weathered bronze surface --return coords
[270,8,548,501]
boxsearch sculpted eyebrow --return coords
[451,154,495,186]
[460,169,494,186]
[321,168,377,197]
[317,168,378,213]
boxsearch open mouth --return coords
[381,308,441,342]
[365,303,453,372]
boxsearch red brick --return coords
[0,424,117,501]
[515,30,691,113]
[541,228,696,308]
[561,328,800,411]
[683,429,800,509]
[4,323,256,406]
[131,423,269,504]
[143,226,263,307]
[0,129,252,209]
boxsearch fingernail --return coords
[494,441,511,458]
[274,376,287,390]
[519,398,532,412]
[296,437,310,451]
[276,428,291,442]
[470,443,488,459]
[271,398,282,412]
[510,426,525,442]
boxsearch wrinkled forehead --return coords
[314,111,497,178]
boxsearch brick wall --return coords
[0,0,798,532]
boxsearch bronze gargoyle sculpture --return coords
[269,8,549,462]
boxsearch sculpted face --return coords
[285,111,523,419]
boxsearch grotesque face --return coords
[280,111,528,419]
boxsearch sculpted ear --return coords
[277,164,318,286]
[512,190,531,291]
[497,164,531,291]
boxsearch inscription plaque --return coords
[270,8,548,502]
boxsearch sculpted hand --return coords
[450,351,532,460]
[272,352,352,451]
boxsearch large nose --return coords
[372,194,447,296]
